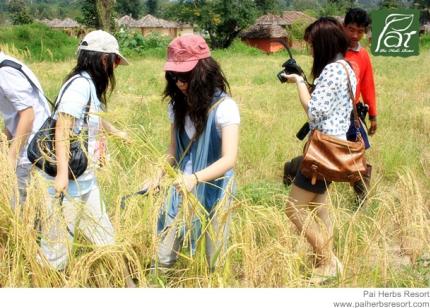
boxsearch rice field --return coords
[0,44,429,287]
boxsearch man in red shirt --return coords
[344,8,377,135]
[344,8,377,205]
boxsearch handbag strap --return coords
[0,59,54,108]
[55,75,92,127]
[337,60,360,129]
[177,95,227,165]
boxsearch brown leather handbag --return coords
[300,61,368,185]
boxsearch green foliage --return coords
[213,39,264,56]
[255,0,280,14]
[289,20,309,40]
[0,23,78,62]
[115,29,170,58]
[291,0,321,11]
[145,0,158,15]
[379,0,405,9]
[162,0,258,49]
[420,34,430,49]
[96,0,116,31]
[7,0,33,25]
[2,0,81,24]
[77,0,100,28]
[318,0,356,17]
[116,0,142,19]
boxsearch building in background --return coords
[117,14,193,38]
[240,14,289,53]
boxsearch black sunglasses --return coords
[166,71,192,83]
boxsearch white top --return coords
[168,96,240,139]
[0,52,50,166]
[168,96,240,174]
[308,59,357,140]
[47,72,103,196]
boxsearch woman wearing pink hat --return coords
[146,34,240,271]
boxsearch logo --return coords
[371,9,420,57]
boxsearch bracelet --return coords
[192,173,199,184]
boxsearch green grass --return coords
[0,23,78,62]
[420,34,430,50]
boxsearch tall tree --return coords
[255,0,279,14]
[77,0,100,28]
[97,0,116,31]
[116,0,141,18]
[162,0,257,49]
[146,0,158,15]
[7,0,33,25]
[413,0,430,8]
[77,0,115,31]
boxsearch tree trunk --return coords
[96,0,116,32]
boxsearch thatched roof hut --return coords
[240,14,289,53]
[240,24,288,40]
[117,15,138,28]
[282,11,316,26]
[254,13,289,26]
[135,14,177,28]
[45,18,81,28]
[40,18,61,27]
[40,18,83,37]
[133,14,193,38]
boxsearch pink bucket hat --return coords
[164,34,211,72]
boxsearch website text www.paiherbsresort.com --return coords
[333,290,430,308]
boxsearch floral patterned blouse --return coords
[308,59,357,139]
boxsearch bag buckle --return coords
[311,164,318,185]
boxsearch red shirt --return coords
[345,47,377,117]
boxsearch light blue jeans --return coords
[157,198,233,271]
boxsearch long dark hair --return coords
[304,17,349,79]
[64,50,116,109]
[163,57,230,138]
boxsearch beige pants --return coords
[39,184,114,270]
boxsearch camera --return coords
[277,58,305,83]
[275,40,307,83]
[296,122,310,140]
[356,101,369,122]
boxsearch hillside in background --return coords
[0,0,395,25]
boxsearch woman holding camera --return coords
[143,34,240,271]
[281,17,357,283]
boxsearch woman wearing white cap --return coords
[38,30,132,282]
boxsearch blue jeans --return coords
[347,118,370,149]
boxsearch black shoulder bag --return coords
[27,76,92,179]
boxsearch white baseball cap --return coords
[78,30,129,65]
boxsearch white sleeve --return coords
[0,67,38,111]
[56,77,91,119]
[215,97,240,128]
[167,103,174,123]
